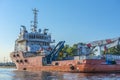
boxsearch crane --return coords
[77,37,120,56]
[46,41,65,64]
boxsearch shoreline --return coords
[0,66,16,68]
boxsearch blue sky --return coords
[0,0,120,62]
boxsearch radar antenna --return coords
[31,8,39,32]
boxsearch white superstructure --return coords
[14,8,54,54]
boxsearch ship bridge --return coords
[14,8,55,53]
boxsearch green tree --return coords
[62,44,69,53]
[107,45,120,55]
[66,47,73,56]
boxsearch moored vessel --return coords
[10,9,120,72]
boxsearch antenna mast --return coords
[32,8,39,32]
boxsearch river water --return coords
[0,68,120,80]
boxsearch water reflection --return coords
[13,71,62,80]
[12,70,120,80]
[0,68,120,80]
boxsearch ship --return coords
[10,8,120,72]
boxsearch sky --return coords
[0,0,120,62]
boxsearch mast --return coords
[31,8,39,32]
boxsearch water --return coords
[0,68,120,80]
